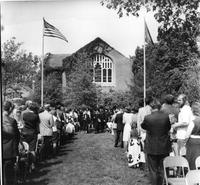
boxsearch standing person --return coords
[50,107,59,156]
[82,108,91,133]
[137,97,153,140]
[161,94,179,119]
[114,108,124,148]
[122,106,135,152]
[161,94,179,155]
[56,105,65,144]
[141,99,171,185]
[185,102,200,169]
[15,107,24,132]
[172,94,193,156]
[137,97,153,169]
[93,109,101,134]
[99,107,106,133]
[3,101,20,185]
[39,104,54,161]
[21,102,40,171]
[111,109,118,134]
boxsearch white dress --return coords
[123,112,134,142]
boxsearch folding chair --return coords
[185,170,200,185]
[195,156,200,170]
[163,156,190,185]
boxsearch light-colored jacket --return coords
[39,110,54,136]
[137,105,152,134]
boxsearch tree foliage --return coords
[131,42,200,103]
[32,70,63,106]
[63,52,100,109]
[102,0,200,103]
[2,37,39,99]
[98,90,133,110]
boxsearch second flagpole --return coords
[143,17,146,107]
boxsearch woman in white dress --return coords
[123,107,137,152]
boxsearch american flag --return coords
[144,19,154,45]
[43,18,68,42]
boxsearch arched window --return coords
[92,54,113,84]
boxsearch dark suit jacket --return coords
[115,113,124,131]
[3,113,20,159]
[22,111,40,136]
[141,111,171,155]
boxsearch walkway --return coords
[24,132,150,185]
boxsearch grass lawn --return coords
[24,132,151,185]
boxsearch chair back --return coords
[195,156,200,170]
[186,170,200,185]
[163,156,190,184]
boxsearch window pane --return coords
[95,63,101,82]
[103,69,107,82]
[108,69,112,82]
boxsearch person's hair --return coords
[191,102,200,117]
[29,102,39,113]
[39,107,44,113]
[125,106,131,113]
[132,106,139,113]
[3,101,15,112]
[164,94,175,105]
[178,94,188,104]
[145,96,153,105]
[151,99,161,110]
[25,100,32,108]
[44,104,50,111]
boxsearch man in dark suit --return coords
[3,101,20,185]
[141,99,171,185]
[114,108,124,148]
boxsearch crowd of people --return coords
[109,94,200,185]
[2,93,200,185]
[2,100,112,185]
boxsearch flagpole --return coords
[41,19,44,107]
[143,17,146,107]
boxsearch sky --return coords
[1,0,159,58]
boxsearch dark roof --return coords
[45,53,70,68]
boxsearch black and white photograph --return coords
[1,0,200,185]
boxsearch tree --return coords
[2,37,39,100]
[32,69,63,106]
[102,0,200,102]
[63,52,100,109]
[131,42,200,103]
[98,90,133,110]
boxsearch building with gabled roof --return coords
[45,37,133,92]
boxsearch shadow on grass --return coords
[60,134,78,145]
[57,149,73,157]
[22,178,49,185]
[22,160,63,185]
[21,134,78,185]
